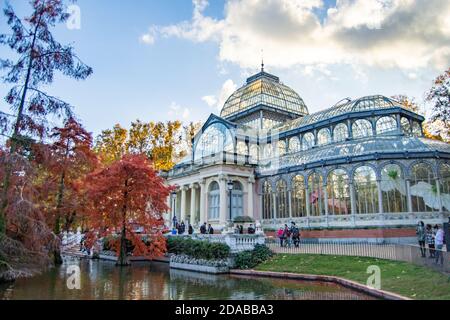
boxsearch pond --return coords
[0,257,377,300]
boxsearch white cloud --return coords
[141,0,450,71]
[168,102,191,120]
[202,79,238,112]
[201,95,217,107]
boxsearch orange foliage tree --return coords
[83,154,170,266]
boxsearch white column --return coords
[305,188,311,217]
[219,175,228,226]
[165,195,171,226]
[180,186,187,224]
[323,184,329,227]
[272,193,277,219]
[436,179,443,212]
[288,190,293,219]
[376,180,383,214]
[406,179,413,213]
[350,182,356,226]
[190,183,197,226]
[199,180,206,224]
[247,177,255,218]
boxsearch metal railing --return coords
[265,238,449,273]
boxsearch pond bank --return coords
[254,254,450,300]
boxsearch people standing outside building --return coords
[200,222,207,234]
[178,221,186,235]
[434,225,445,265]
[277,227,284,247]
[416,221,426,257]
[426,224,435,258]
[291,222,300,248]
[172,215,178,229]
[247,224,255,234]
[208,224,214,234]
[283,224,292,248]
[188,224,194,235]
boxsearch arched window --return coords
[262,181,273,220]
[292,175,306,217]
[381,164,407,213]
[376,116,397,135]
[440,164,450,211]
[302,132,315,150]
[236,141,247,155]
[401,117,411,136]
[412,122,422,137]
[277,140,286,156]
[410,163,437,212]
[289,137,300,153]
[194,123,234,161]
[230,181,243,219]
[352,119,373,139]
[249,144,259,162]
[276,179,289,219]
[327,169,351,215]
[333,123,349,142]
[353,166,379,214]
[208,181,220,219]
[317,128,331,146]
[308,172,324,216]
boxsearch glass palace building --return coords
[166,68,450,242]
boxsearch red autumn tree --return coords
[33,118,97,263]
[83,154,170,266]
[0,147,57,280]
[47,118,97,234]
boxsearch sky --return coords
[0,0,449,138]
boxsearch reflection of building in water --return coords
[165,67,450,243]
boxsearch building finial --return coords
[261,49,264,72]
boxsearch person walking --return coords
[426,224,435,258]
[416,221,426,257]
[435,225,445,265]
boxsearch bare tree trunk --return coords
[117,180,129,266]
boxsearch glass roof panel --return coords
[220,71,309,118]
[276,95,404,132]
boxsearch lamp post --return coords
[227,180,234,230]
[171,190,177,228]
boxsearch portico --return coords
[167,162,257,231]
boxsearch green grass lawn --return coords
[255,254,450,300]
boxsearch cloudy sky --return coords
[1,0,449,136]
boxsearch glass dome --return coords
[220,71,309,119]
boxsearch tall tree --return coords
[46,118,97,232]
[0,0,93,234]
[426,68,450,142]
[94,120,184,171]
[173,121,201,163]
[391,95,421,114]
[94,124,128,165]
[0,147,57,279]
[83,154,170,266]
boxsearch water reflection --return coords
[0,257,376,300]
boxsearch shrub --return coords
[167,237,230,261]
[233,216,255,223]
[234,244,273,270]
